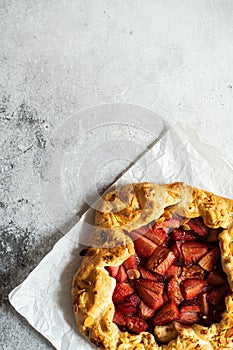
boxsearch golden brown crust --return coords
[72,182,233,349]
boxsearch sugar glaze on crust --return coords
[72,182,233,349]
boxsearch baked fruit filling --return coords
[106,213,230,343]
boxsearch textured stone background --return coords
[0,1,233,349]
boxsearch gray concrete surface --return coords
[1,1,233,349]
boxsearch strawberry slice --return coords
[138,300,156,320]
[208,284,229,305]
[137,279,164,294]
[180,300,201,313]
[127,231,157,258]
[188,218,209,237]
[182,241,208,264]
[113,309,126,326]
[145,227,167,245]
[198,247,220,272]
[207,271,226,286]
[137,287,164,311]
[106,265,119,278]
[116,265,128,283]
[139,266,163,282]
[181,279,207,300]
[171,241,183,264]
[163,291,169,303]
[172,228,197,241]
[153,302,179,326]
[126,316,148,334]
[112,282,134,304]
[198,292,209,316]
[167,278,184,305]
[179,311,199,325]
[146,246,176,275]
[136,280,164,310]
[123,254,139,271]
[117,294,140,315]
[165,265,181,281]
[181,265,205,280]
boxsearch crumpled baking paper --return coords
[9,124,233,350]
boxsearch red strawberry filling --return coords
[106,216,230,341]
[115,265,128,283]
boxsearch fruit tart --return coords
[72,182,233,349]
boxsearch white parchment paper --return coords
[9,124,233,350]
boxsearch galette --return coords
[72,182,233,349]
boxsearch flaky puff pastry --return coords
[72,182,233,349]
